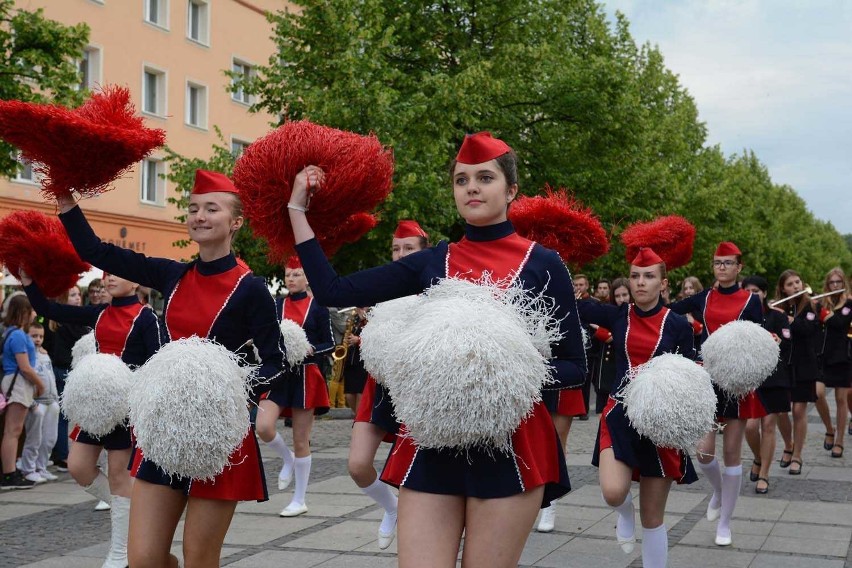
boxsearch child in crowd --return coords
[20,322,60,483]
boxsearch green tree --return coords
[0,0,89,177]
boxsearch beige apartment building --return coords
[2,0,289,260]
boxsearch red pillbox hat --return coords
[631,247,665,268]
[455,132,512,164]
[285,256,302,270]
[714,241,741,257]
[191,169,239,195]
[393,220,428,239]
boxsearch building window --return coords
[185,81,207,129]
[145,0,169,28]
[231,138,250,157]
[78,46,102,91]
[231,59,254,105]
[187,0,209,45]
[140,158,165,204]
[12,154,40,184]
[142,66,167,116]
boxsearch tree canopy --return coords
[0,0,89,177]
[167,0,851,288]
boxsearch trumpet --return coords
[769,286,812,308]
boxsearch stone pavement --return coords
[2,406,852,568]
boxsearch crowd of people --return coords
[0,131,849,568]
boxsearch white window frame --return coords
[185,79,208,130]
[230,137,251,157]
[144,0,170,30]
[230,58,254,105]
[11,153,41,185]
[186,0,210,46]
[77,45,103,91]
[141,63,168,118]
[140,158,166,205]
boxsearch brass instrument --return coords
[330,311,356,384]
[769,286,812,308]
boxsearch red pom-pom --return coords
[0,85,165,200]
[233,121,393,262]
[0,211,90,297]
[508,186,609,266]
[620,215,696,270]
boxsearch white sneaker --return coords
[94,500,111,511]
[377,511,397,550]
[23,472,46,484]
[37,469,58,481]
[279,502,308,517]
[536,505,556,533]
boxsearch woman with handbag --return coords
[1,294,45,489]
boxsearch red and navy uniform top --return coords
[821,299,852,368]
[24,284,161,367]
[275,291,334,365]
[578,299,697,395]
[59,206,286,393]
[669,283,763,350]
[295,220,587,390]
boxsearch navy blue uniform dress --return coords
[25,283,162,450]
[581,300,699,483]
[756,308,793,414]
[60,205,286,502]
[819,299,852,388]
[264,292,334,415]
[785,302,820,403]
[669,284,764,419]
[296,220,586,506]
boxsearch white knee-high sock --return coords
[718,464,742,536]
[612,492,635,541]
[698,458,723,509]
[82,471,111,503]
[362,478,398,514]
[292,455,311,506]
[641,524,668,568]
[267,433,294,475]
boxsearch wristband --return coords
[287,202,307,213]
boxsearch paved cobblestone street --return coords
[3,407,852,567]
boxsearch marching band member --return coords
[814,268,851,458]
[21,269,161,568]
[348,220,428,550]
[342,308,367,413]
[774,270,820,474]
[668,242,763,547]
[741,276,791,494]
[581,248,697,567]
[256,255,333,518]
[288,132,586,568]
[56,170,286,568]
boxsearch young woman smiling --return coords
[287,132,586,568]
[56,170,286,568]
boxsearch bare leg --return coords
[834,387,848,451]
[551,413,572,453]
[757,414,777,491]
[815,382,835,449]
[106,448,133,498]
[182,496,237,568]
[67,441,102,487]
[254,399,281,443]
[1,404,28,474]
[127,479,185,568]
[397,488,464,568]
[461,487,544,568]
[777,411,793,456]
[790,402,808,473]
[348,422,385,488]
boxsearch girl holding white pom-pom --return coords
[256,255,333,518]
[55,170,286,568]
[20,269,161,568]
[579,248,698,568]
[668,242,763,547]
[287,132,586,568]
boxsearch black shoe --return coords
[1,470,36,490]
[578,414,589,421]
[53,459,68,472]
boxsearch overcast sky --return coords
[602,0,852,235]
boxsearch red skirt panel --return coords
[262,362,330,416]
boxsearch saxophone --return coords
[330,311,356,385]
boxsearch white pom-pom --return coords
[360,295,421,384]
[61,353,133,437]
[129,337,253,481]
[279,319,311,366]
[71,331,97,369]
[623,353,716,450]
[362,278,557,453]
[701,320,780,398]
